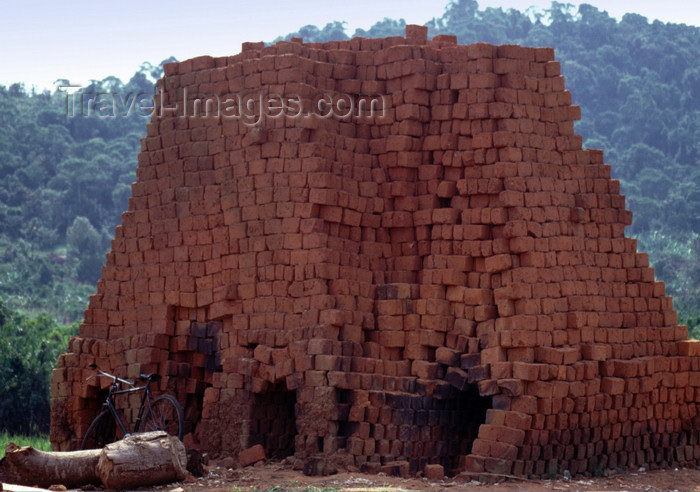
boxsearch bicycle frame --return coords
[100,382,156,437]
[82,365,183,450]
[88,366,158,438]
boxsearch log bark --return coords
[0,431,186,489]
[0,443,100,488]
[97,431,187,489]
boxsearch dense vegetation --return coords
[0,300,76,434]
[0,60,173,322]
[0,62,171,434]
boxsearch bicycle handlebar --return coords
[86,365,135,387]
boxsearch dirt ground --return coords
[159,460,700,492]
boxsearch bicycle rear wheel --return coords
[81,410,118,450]
[144,394,184,440]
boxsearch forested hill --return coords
[1,1,700,331]
[0,60,174,321]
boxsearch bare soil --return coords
[159,460,700,492]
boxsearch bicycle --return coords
[80,364,184,450]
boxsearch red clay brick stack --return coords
[50,25,700,479]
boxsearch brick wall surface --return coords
[50,25,700,479]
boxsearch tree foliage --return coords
[66,216,105,283]
[0,300,77,434]
[0,59,173,321]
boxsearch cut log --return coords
[97,431,187,489]
[0,443,100,488]
[0,431,186,489]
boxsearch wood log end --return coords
[98,431,187,489]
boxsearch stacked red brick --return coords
[51,25,700,478]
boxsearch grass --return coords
[0,431,51,458]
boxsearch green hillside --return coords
[0,60,174,322]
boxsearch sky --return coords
[2,0,700,92]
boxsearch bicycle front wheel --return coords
[81,410,118,450]
[145,394,184,440]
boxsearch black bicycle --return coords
[80,364,184,450]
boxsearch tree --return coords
[66,216,105,283]
[353,18,406,38]
[617,143,667,182]
[0,300,76,434]
[0,58,170,321]
[273,21,349,43]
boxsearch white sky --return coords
[1,0,699,92]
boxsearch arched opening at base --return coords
[437,384,491,474]
[161,317,224,448]
[249,382,297,459]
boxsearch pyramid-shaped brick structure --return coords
[51,25,700,478]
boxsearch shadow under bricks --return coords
[163,318,223,443]
[440,385,491,474]
[338,385,491,476]
[248,382,298,459]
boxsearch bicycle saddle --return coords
[139,373,162,382]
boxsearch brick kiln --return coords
[51,25,700,477]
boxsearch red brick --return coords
[507,331,538,348]
[405,24,427,42]
[581,344,610,361]
[460,455,485,473]
[485,254,512,273]
[464,288,493,305]
[379,331,405,347]
[238,444,266,467]
[509,237,534,253]
[601,377,626,395]
[470,72,499,88]
[423,464,444,479]
[479,424,526,446]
